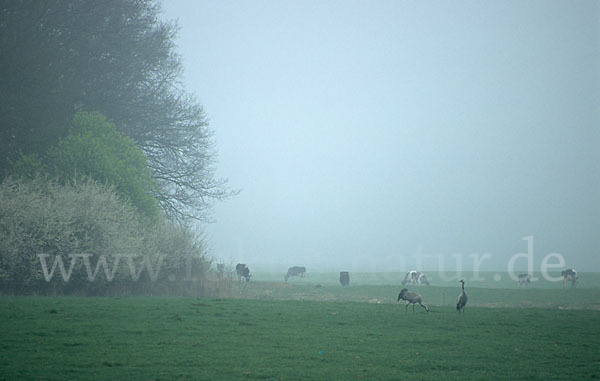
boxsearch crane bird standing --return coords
[397,288,429,313]
[456,279,468,314]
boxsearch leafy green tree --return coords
[0,0,232,221]
[45,112,159,221]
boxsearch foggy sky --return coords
[162,1,599,272]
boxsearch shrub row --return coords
[0,176,225,296]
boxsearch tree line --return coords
[0,0,234,294]
[1,0,232,221]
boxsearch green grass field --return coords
[1,273,599,380]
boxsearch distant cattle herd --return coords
[517,269,578,288]
[223,263,582,317]
[229,263,579,292]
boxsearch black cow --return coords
[284,266,306,282]
[235,263,251,282]
[561,269,577,288]
[339,271,350,286]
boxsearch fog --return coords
[163,1,599,273]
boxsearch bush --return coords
[0,176,214,296]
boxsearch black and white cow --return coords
[235,263,251,282]
[284,266,306,282]
[561,269,577,288]
[401,270,430,286]
[518,273,531,286]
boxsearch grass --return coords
[236,282,600,310]
[1,274,599,380]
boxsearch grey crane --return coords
[397,288,429,313]
[456,279,468,314]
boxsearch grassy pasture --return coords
[237,282,600,310]
[1,284,600,380]
[238,271,600,309]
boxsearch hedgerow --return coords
[0,176,220,296]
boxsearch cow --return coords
[284,266,306,282]
[339,271,350,287]
[401,270,430,286]
[518,273,531,286]
[561,269,577,288]
[235,263,251,282]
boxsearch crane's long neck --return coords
[461,282,465,293]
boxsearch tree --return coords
[49,112,160,221]
[0,0,232,221]
[11,112,160,220]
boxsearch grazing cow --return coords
[561,269,577,288]
[401,270,430,286]
[235,263,251,282]
[284,266,306,282]
[518,273,531,286]
[339,271,350,287]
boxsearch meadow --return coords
[1,272,599,380]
